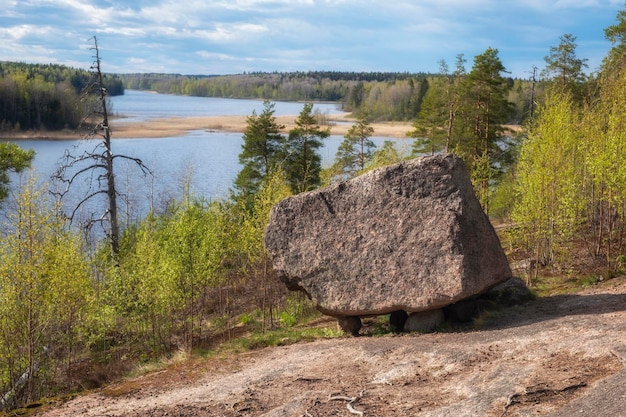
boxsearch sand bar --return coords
[3,113,414,141]
[113,113,414,139]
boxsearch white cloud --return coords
[196,51,237,61]
[0,24,52,40]
[190,23,269,43]
[98,26,146,37]
[0,0,622,76]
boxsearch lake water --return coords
[4,91,404,223]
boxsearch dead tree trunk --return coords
[93,37,120,254]
[52,36,149,258]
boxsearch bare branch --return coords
[69,189,109,224]
[112,154,152,175]
[50,36,151,257]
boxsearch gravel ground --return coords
[35,276,626,417]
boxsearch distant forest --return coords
[119,71,534,124]
[0,61,123,132]
[0,62,536,133]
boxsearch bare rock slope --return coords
[35,276,626,417]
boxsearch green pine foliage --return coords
[283,103,330,193]
[331,115,376,181]
[0,142,35,202]
[408,76,448,156]
[233,100,285,204]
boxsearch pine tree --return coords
[409,58,465,156]
[332,115,375,180]
[457,47,512,211]
[233,100,285,204]
[542,33,589,100]
[283,103,330,193]
[0,143,34,203]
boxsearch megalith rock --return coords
[264,153,512,317]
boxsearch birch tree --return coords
[511,88,584,275]
[0,177,92,409]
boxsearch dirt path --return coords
[35,277,626,417]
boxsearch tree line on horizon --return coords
[0,61,123,132]
[0,63,535,132]
[2,5,626,411]
[118,70,534,124]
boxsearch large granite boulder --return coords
[264,154,512,317]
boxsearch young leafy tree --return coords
[0,176,92,408]
[511,88,584,275]
[283,103,330,193]
[367,140,404,170]
[233,100,285,204]
[332,115,375,180]
[578,7,626,272]
[0,142,35,203]
[113,197,231,352]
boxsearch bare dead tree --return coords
[52,36,150,257]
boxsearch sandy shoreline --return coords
[3,113,414,141]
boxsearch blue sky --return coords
[0,0,624,78]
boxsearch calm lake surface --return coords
[4,91,404,221]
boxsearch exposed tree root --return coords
[328,391,365,416]
[501,381,587,416]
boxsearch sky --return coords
[0,0,624,79]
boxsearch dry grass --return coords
[113,113,414,139]
[6,114,415,140]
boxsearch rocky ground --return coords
[34,276,626,417]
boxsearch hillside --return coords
[34,276,626,417]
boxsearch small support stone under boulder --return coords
[264,154,514,333]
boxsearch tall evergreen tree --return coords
[233,100,285,203]
[283,103,330,193]
[542,33,589,100]
[410,56,466,157]
[456,47,512,211]
[332,115,375,180]
[408,76,447,156]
